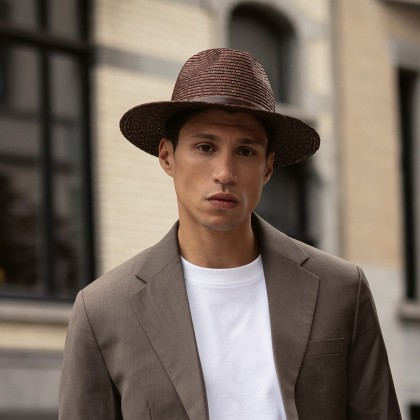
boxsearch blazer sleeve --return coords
[347,267,401,419]
[59,290,122,420]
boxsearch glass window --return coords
[0,45,43,295]
[49,0,82,39]
[0,0,38,31]
[50,53,87,297]
[230,5,296,104]
[0,1,93,299]
[256,163,317,245]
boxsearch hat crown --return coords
[171,48,276,112]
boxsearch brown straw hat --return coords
[120,48,320,167]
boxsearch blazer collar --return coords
[130,215,319,420]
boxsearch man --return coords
[59,48,401,419]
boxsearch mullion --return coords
[38,0,48,31]
[78,53,95,291]
[40,46,55,297]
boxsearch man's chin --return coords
[200,216,249,233]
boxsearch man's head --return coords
[158,108,274,233]
[120,48,320,168]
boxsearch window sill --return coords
[398,300,420,322]
[0,299,72,325]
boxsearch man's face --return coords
[159,109,274,233]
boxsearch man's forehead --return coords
[182,108,267,131]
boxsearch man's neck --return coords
[177,220,259,269]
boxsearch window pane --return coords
[0,0,38,30]
[230,14,281,98]
[230,7,295,104]
[257,162,316,245]
[48,0,81,39]
[50,53,85,297]
[0,45,43,295]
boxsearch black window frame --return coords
[398,66,419,301]
[0,0,95,301]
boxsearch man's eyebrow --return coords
[190,133,266,146]
[239,138,265,146]
[190,133,219,140]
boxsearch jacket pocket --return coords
[297,338,347,419]
[305,337,344,357]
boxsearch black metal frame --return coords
[410,404,420,420]
[0,0,95,300]
[398,67,418,300]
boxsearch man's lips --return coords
[207,193,238,210]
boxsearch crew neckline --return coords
[181,255,263,288]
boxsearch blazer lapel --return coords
[129,224,208,420]
[257,215,319,420]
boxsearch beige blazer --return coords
[59,215,401,419]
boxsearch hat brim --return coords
[120,101,320,168]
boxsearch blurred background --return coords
[0,0,419,418]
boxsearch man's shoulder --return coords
[293,238,361,281]
[81,222,180,300]
[257,214,360,280]
[81,246,154,302]
[258,218,361,290]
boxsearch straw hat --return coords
[120,48,320,167]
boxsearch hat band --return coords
[188,95,268,111]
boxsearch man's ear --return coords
[159,138,175,176]
[263,152,275,186]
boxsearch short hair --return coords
[165,108,274,155]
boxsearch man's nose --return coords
[213,155,238,185]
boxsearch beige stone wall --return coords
[95,0,213,62]
[93,0,214,274]
[0,323,66,351]
[336,4,420,415]
[337,0,404,267]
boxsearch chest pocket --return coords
[296,338,347,419]
[305,337,345,357]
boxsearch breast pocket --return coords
[296,338,347,420]
[305,337,345,357]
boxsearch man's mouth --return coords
[207,193,238,210]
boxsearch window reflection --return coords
[0,0,92,299]
[51,54,84,297]
[0,0,38,31]
[0,46,42,294]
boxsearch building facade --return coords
[334,0,420,418]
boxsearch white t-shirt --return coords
[182,256,286,420]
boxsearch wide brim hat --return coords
[120,48,320,167]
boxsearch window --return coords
[256,162,317,245]
[411,404,420,420]
[398,67,419,301]
[229,4,317,245]
[230,4,296,105]
[0,0,94,300]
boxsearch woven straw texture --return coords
[120,48,320,167]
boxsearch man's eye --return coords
[197,144,214,152]
[238,148,255,157]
